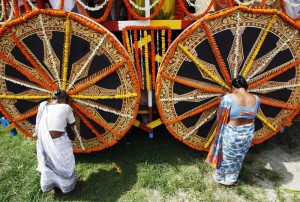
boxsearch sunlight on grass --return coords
[0,125,299,201]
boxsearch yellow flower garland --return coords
[62,16,71,90]
[144,30,151,92]
[178,43,231,90]
[71,93,138,100]
[242,15,277,77]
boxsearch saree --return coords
[206,94,258,185]
[35,101,76,193]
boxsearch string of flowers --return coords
[73,107,108,144]
[241,15,277,78]
[0,74,51,93]
[74,98,133,118]
[22,0,31,11]
[233,12,241,78]
[234,0,255,6]
[71,93,138,100]
[144,30,151,92]
[59,0,64,10]
[260,97,297,110]
[0,94,50,99]
[160,93,222,102]
[123,0,166,20]
[72,102,122,136]
[68,60,126,95]
[178,43,231,90]
[133,30,142,89]
[248,59,300,88]
[256,113,276,131]
[259,0,267,6]
[0,51,52,90]
[124,31,134,62]
[161,29,165,59]
[249,83,300,93]
[66,34,106,91]
[178,0,215,19]
[38,14,61,87]
[75,0,113,23]
[12,108,38,122]
[75,0,108,11]
[227,0,233,7]
[247,30,297,80]
[7,30,55,89]
[139,29,145,89]
[203,22,231,85]
[167,99,220,125]
[151,30,156,89]
[183,110,216,140]
[62,16,71,90]
[167,29,172,47]
[13,0,19,16]
[127,0,160,11]
[161,72,225,94]
[73,123,86,151]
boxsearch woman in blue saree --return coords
[206,75,260,185]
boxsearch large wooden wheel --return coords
[0,10,140,153]
[156,7,300,151]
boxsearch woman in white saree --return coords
[35,89,77,194]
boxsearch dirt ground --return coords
[248,120,300,199]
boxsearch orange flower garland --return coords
[178,0,215,19]
[12,108,38,122]
[203,22,231,85]
[161,73,225,94]
[13,0,19,16]
[60,0,65,10]
[75,0,113,23]
[123,0,166,20]
[167,99,220,125]
[133,29,143,89]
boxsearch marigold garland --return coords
[144,30,151,92]
[59,0,64,10]
[68,60,126,95]
[242,15,277,78]
[73,107,108,144]
[256,113,276,131]
[123,0,166,20]
[72,102,122,137]
[71,93,138,100]
[167,99,220,125]
[133,29,143,89]
[12,108,38,122]
[13,0,19,16]
[161,73,225,94]
[6,28,56,90]
[0,94,50,99]
[203,22,231,85]
[248,60,300,88]
[178,0,215,19]
[75,0,113,23]
[62,16,71,90]
[260,97,297,110]
[178,43,231,90]
[161,29,165,58]
[0,51,52,91]
[22,0,31,11]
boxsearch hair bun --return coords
[54,89,61,96]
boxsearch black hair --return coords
[52,89,67,100]
[232,75,248,89]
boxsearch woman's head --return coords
[52,89,67,102]
[232,75,248,89]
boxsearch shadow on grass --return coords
[53,123,207,201]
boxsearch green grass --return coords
[0,124,300,201]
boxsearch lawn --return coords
[0,122,300,201]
